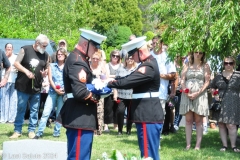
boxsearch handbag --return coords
[209,100,222,111]
[210,73,232,111]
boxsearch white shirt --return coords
[151,51,176,100]
[1,54,17,83]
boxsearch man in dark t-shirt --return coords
[9,34,50,139]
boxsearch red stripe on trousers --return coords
[76,129,81,160]
[143,123,148,158]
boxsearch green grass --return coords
[0,123,240,160]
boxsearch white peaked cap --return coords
[79,28,107,45]
[121,36,147,53]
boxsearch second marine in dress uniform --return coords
[57,29,107,160]
[108,36,164,160]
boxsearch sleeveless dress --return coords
[179,66,209,116]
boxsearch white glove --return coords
[92,78,106,90]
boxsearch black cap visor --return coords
[90,40,101,49]
[81,35,101,49]
[128,48,138,57]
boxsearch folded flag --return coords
[86,84,112,95]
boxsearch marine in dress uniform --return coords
[108,36,164,160]
[57,29,106,160]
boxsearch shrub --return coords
[144,31,155,41]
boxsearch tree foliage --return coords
[144,31,155,41]
[0,0,144,52]
[91,0,143,36]
[0,0,88,49]
[105,25,132,48]
[151,0,240,70]
[138,0,158,32]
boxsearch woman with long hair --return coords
[180,51,211,150]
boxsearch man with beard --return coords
[9,34,50,139]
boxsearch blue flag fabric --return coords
[86,84,112,95]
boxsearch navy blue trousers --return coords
[66,128,94,160]
[136,123,162,160]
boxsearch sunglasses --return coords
[57,54,64,56]
[112,55,120,58]
[224,62,234,66]
[126,57,133,60]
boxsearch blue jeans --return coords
[14,91,40,133]
[36,92,63,137]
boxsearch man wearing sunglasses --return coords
[10,34,50,139]
[108,36,164,160]
[57,29,106,160]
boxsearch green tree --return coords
[105,25,119,47]
[105,25,132,48]
[144,31,155,41]
[0,0,94,50]
[138,0,158,33]
[151,0,240,70]
[91,0,143,36]
[115,26,132,46]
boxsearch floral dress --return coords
[180,66,209,116]
[91,63,107,135]
[210,72,240,124]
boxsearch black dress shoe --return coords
[162,130,169,135]
[33,135,42,139]
[170,126,177,133]
[126,131,131,135]
[46,120,52,129]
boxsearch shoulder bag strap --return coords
[220,73,233,101]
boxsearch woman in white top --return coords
[104,50,123,132]
[0,43,18,123]
[113,54,137,135]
